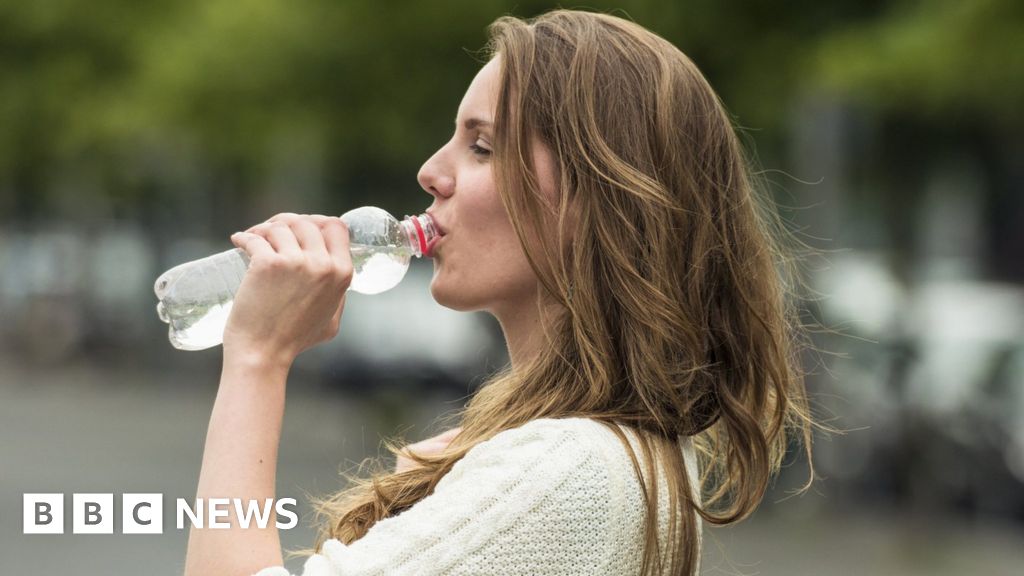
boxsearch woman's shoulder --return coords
[486,416,697,462]
[457,416,698,488]
[432,416,648,506]
[478,417,702,572]
[500,417,703,526]
[457,416,645,468]
[255,418,701,576]
[434,417,611,489]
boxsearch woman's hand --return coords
[396,427,463,473]
[224,213,353,368]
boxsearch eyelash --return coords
[469,142,492,157]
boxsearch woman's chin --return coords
[428,276,453,307]
[429,277,477,312]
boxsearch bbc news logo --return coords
[23,494,298,534]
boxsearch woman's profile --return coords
[183,9,820,576]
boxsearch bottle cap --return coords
[401,213,440,258]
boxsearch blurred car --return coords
[304,259,505,398]
[811,251,1024,521]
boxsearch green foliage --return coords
[0,0,1019,217]
[812,0,1024,125]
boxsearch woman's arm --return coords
[182,352,290,576]
[183,213,353,576]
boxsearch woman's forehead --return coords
[456,58,501,126]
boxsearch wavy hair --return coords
[305,9,826,575]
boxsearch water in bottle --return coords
[154,207,439,351]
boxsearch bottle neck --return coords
[399,213,439,258]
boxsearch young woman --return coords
[182,9,818,576]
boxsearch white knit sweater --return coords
[254,417,702,576]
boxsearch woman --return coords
[183,9,819,576]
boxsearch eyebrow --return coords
[459,117,493,131]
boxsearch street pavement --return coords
[2,357,1023,575]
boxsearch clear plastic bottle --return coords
[153,207,439,351]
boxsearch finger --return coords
[290,219,328,255]
[265,223,303,257]
[230,231,276,262]
[321,218,350,251]
[319,293,344,338]
[265,212,301,224]
[305,214,337,229]
[244,221,275,236]
[246,212,300,233]
[248,214,335,235]
[331,294,345,325]
[322,218,353,273]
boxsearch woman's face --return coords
[419,57,557,316]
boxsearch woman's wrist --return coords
[222,344,295,379]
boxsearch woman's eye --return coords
[469,142,492,158]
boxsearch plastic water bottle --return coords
[153,207,439,351]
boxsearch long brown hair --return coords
[306,9,825,575]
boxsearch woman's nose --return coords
[417,152,455,199]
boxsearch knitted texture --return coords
[254,417,702,576]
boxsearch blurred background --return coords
[1,0,1022,574]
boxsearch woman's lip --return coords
[425,212,448,236]
[426,234,446,257]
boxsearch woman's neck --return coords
[493,295,564,370]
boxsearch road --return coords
[2,357,1023,575]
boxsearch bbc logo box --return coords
[24,493,163,534]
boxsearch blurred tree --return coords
[0,1,180,218]
[1,0,1019,234]
[809,0,1024,281]
[812,0,1024,127]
